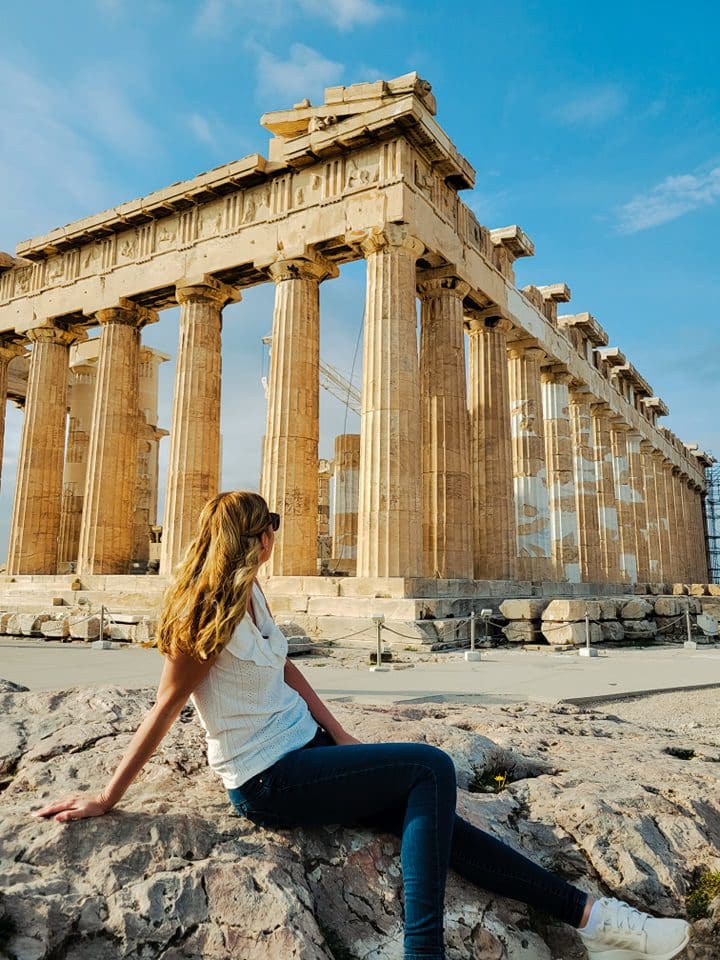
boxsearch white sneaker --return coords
[579,897,690,960]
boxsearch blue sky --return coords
[1,0,718,557]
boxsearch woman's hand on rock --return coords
[33,794,110,822]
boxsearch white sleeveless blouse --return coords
[190,582,317,788]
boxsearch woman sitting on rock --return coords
[36,490,691,960]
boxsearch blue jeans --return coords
[228,729,587,960]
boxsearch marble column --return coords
[78,300,157,575]
[610,420,637,583]
[133,348,168,566]
[0,337,26,495]
[541,367,580,582]
[332,433,360,573]
[507,342,553,580]
[466,314,515,580]
[669,467,687,582]
[569,385,603,582]
[590,402,622,582]
[418,274,473,579]
[357,226,424,579]
[663,462,680,582]
[639,441,660,581]
[7,321,85,574]
[161,277,238,575]
[58,359,97,572]
[693,483,710,582]
[626,431,650,582]
[651,451,671,583]
[262,253,337,577]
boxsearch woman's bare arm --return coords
[34,651,214,822]
[283,658,360,744]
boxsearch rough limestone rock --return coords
[689,584,709,597]
[655,597,682,618]
[696,614,719,637]
[623,620,658,640]
[542,600,600,622]
[498,599,546,621]
[707,584,720,597]
[0,612,14,634]
[1,686,718,959]
[40,618,71,639]
[542,621,602,646]
[600,621,625,642]
[69,615,102,641]
[136,619,158,645]
[598,599,620,620]
[673,583,689,596]
[620,599,653,620]
[655,617,687,642]
[501,621,538,644]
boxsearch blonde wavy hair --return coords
[155,491,274,661]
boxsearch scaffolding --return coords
[705,462,720,583]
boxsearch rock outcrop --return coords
[1,684,718,959]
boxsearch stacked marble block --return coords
[499,596,719,646]
[0,609,156,642]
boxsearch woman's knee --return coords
[406,743,457,788]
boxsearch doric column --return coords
[663,462,680,581]
[78,300,157,575]
[507,342,553,580]
[133,347,169,567]
[590,402,622,581]
[7,321,85,574]
[466,313,515,580]
[569,385,603,581]
[161,277,238,575]
[541,366,580,582]
[651,451,671,582]
[0,336,26,494]
[332,434,360,573]
[676,473,693,582]
[693,483,710,582]
[609,419,637,583]
[58,358,97,572]
[262,253,337,577]
[418,273,473,579]
[639,441,660,580]
[357,226,424,578]
[626,431,650,581]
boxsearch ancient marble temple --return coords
[0,73,712,588]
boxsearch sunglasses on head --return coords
[268,512,281,531]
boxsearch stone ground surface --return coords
[1,680,719,960]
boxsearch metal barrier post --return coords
[579,605,598,657]
[465,609,481,661]
[369,614,389,672]
[684,606,697,649]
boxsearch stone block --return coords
[655,616,685,640]
[499,599,546,620]
[541,621,601,645]
[51,597,65,606]
[654,597,681,617]
[266,595,310,615]
[108,623,137,642]
[70,578,82,591]
[623,620,658,640]
[135,619,158,644]
[600,621,625,641]
[707,584,720,596]
[278,620,309,638]
[598,598,620,620]
[697,613,719,636]
[687,597,702,615]
[18,613,52,636]
[672,583,689,595]
[689,583,708,597]
[620,598,653,620]
[502,621,539,643]
[0,612,14,634]
[40,619,70,638]
[69,615,101,641]
[4,614,23,636]
[542,599,600,622]
[109,613,142,624]
[647,583,668,596]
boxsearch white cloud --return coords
[194,0,391,32]
[187,112,216,146]
[255,43,344,102]
[298,0,390,30]
[616,166,720,234]
[553,84,626,126]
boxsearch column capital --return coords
[568,381,593,402]
[360,224,425,259]
[95,298,158,329]
[0,336,27,363]
[639,439,654,454]
[417,266,470,300]
[267,252,339,284]
[609,416,630,432]
[507,338,546,362]
[26,319,87,347]
[589,399,612,417]
[176,274,242,306]
[540,365,573,385]
[465,313,514,335]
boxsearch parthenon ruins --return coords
[0,73,713,609]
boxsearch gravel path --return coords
[590,687,720,746]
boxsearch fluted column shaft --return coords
[590,403,622,581]
[357,227,424,578]
[651,453,671,582]
[161,278,237,575]
[507,343,553,580]
[466,316,515,580]
[262,255,337,577]
[569,386,603,581]
[58,361,97,571]
[418,277,473,579]
[669,468,687,582]
[639,441,660,580]
[610,421,637,583]
[78,302,155,575]
[332,434,360,568]
[627,431,650,581]
[8,323,84,574]
[663,463,680,581]
[694,485,710,582]
[0,338,25,495]
[541,368,580,582]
